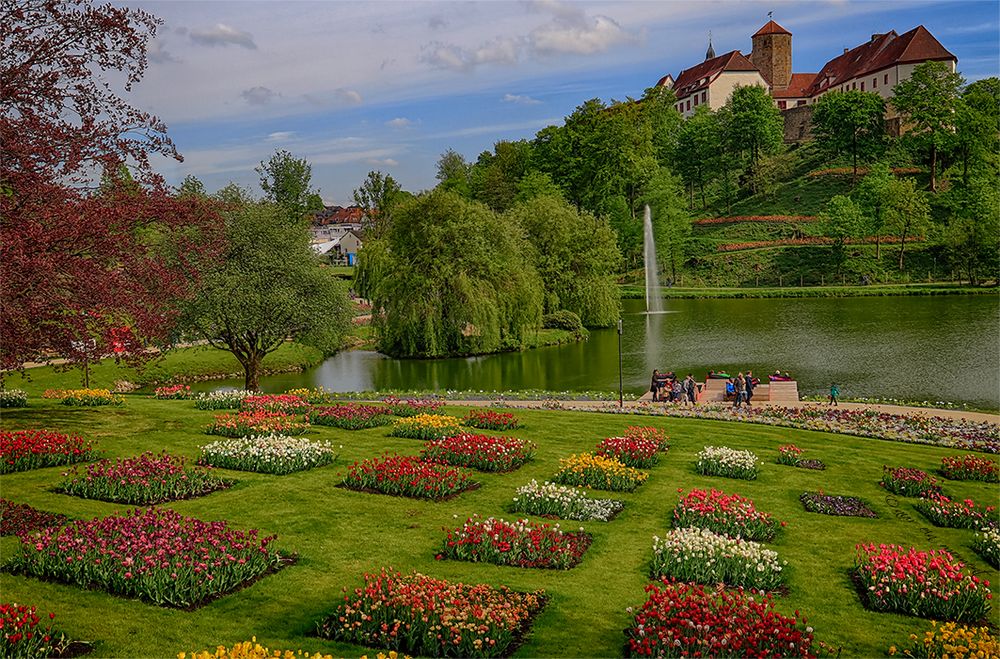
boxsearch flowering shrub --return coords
[387,414,462,440]
[316,569,545,657]
[461,409,519,431]
[206,411,309,438]
[240,394,311,415]
[0,389,28,408]
[0,603,72,659]
[381,396,443,417]
[623,425,669,449]
[342,454,474,500]
[624,580,815,658]
[854,543,992,622]
[880,466,943,497]
[199,435,337,475]
[672,488,781,541]
[0,429,96,474]
[308,404,391,430]
[940,454,999,482]
[553,453,648,492]
[595,435,664,468]
[56,451,231,504]
[0,499,67,537]
[776,444,803,466]
[695,446,759,480]
[7,507,283,608]
[651,527,786,591]
[888,621,998,659]
[193,390,253,410]
[914,494,998,530]
[47,388,124,406]
[439,515,591,569]
[420,433,533,472]
[800,492,877,518]
[973,528,999,568]
[154,384,192,399]
[180,637,333,659]
[511,480,623,522]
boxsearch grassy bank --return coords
[1,399,996,657]
[620,282,995,299]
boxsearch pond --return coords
[195,295,1000,409]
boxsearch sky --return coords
[127,0,1000,204]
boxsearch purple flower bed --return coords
[800,492,878,518]
[795,459,826,470]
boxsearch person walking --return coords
[828,383,840,406]
[650,370,661,402]
[684,374,696,406]
[733,372,746,408]
[744,371,755,406]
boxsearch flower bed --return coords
[623,425,669,449]
[439,515,591,569]
[854,543,992,622]
[0,603,73,659]
[199,435,337,475]
[206,411,309,437]
[6,507,284,608]
[193,390,252,410]
[381,396,443,417]
[0,429,96,474]
[880,466,943,497]
[44,388,123,406]
[181,638,333,659]
[342,453,474,500]
[914,494,998,530]
[0,389,28,408]
[56,452,231,504]
[624,580,814,658]
[510,480,623,522]
[973,528,999,568]
[239,394,311,415]
[795,459,827,470]
[776,444,802,466]
[800,492,877,518]
[286,387,336,405]
[553,453,648,492]
[316,568,545,658]
[595,435,664,468]
[387,414,462,440]
[940,454,999,482]
[651,527,786,591]
[307,403,391,430]
[672,488,782,541]
[0,499,68,537]
[154,384,192,399]
[461,409,520,431]
[888,621,998,659]
[420,433,534,472]
[695,446,759,480]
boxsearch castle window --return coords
[797,100,806,106]
[873,77,878,88]
[686,100,691,111]
[884,73,889,84]
[701,91,706,103]
[778,100,787,109]
[861,81,865,91]
[694,95,699,106]
[852,82,856,90]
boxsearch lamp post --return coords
[617,318,624,408]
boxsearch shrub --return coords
[420,433,534,472]
[879,466,942,497]
[342,453,474,500]
[914,494,998,530]
[0,603,73,659]
[461,409,519,431]
[205,411,309,438]
[672,488,782,541]
[387,414,462,440]
[973,528,999,568]
[695,446,759,480]
[199,435,337,475]
[940,454,999,482]
[193,390,253,410]
[651,527,786,591]
[308,404,391,430]
[0,389,28,408]
[888,621,998,659]
[439,515,591,569]
[542,310,583,332]
[0,499,68,537]
[154,384,191,399]
[510,480,623,522]
[800,492,877,518]
[553,453,648,492]
[0,429,95,474]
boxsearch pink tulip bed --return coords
[438,515,591,570]
[55,452,231,504]
[0,499,67,536]
[854,543,992,622]
[1,429,96,474]
[460,409,520,431]
[879,466,943,498]
[6,507,285,608]
[205,411,309,438]
[341,453,475,500]
[307,403,392,430]
[939,454,998,482]
[672,488,783,541]
[776,444,827,470]
[913,494,999,530]
[153,384,192,399]
[595,435,665,469]
[380,396,443,417]
[419,433,535,472]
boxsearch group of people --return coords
[649,370,698,405]
[724,371,759,408]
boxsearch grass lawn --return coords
[1,397,997,657]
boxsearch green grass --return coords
[1,399,997,657]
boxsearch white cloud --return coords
[240,86,279,106]
[367,157,399,166]
[189,23,257,49]
[266,131,296,142]
[147,39,181,64]
[427,117,560,139]
[386,117,413,128]
[334,88,364,105]
[502,93,542,105]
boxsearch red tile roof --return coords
[311,205,364,225]
[672,50,759,99]
[772,73,818,99]
[753,20,792,37]
[803,25,955,97]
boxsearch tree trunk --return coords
[875,233,881,261]
[897,228,909,272]
[852,131,858,183]
[242,353,263,391]
[929,142,937,193]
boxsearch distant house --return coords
[311,230,364,265]
[309,204,365,242]
[660,49,769,118]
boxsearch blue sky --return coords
[131,0,999,204]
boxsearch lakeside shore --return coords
[620,282,998,299]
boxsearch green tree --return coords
[373,190,542,357]
[515,171,564,203]
[213,182,255,206]
[941,176,1000,284]
[506,195,621,327]
[435,148,471,196]
[639,85,683,167]
[720,85,783,190]
[821,195,866,276]
[640,170,691,284]
[183,202,351,389]
[952,77,1000,187]
[256,149,323,221]
[352,170,401,239]
[469,140,534,213]
[811,90,886,181]
[853,163,894,260]
[883,178,930,271]
[176,174,207,198]
[672,105,720,209]
[892,61,964,192]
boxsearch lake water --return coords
[195,295,1000,409]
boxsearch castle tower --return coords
[750,19,792,89]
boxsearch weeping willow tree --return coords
[505,195,621,327]
[372,190,543,357]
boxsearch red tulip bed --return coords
[595,435,664,468]
[55,452,231,505]
[913,494,999,530]
[461,409,520,431]
[315,568,546,658]
[419,433,535,472]
[940,454,999,482]
[0,603,74,659]
[438,515,591,569]
[672,488,783,541]
[1,429,96,474]
[622,425,670,448]
[341,453,475,500]
[777,444,803,465]
[205,410,309,438]
[6,507,285,608]
[380,396,443,417]
[879,466,943,497]
[0,499,67,536]
[154,384,192,399]
[308,403,392,430]
[623,580,816,658]
[854,543,992,622]
[239,394,311,415]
